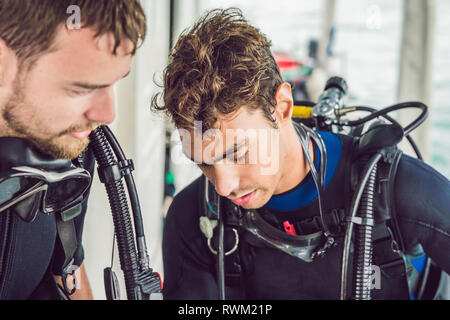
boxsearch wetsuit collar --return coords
[264,131,342,211]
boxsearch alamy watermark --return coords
[66,5,81,30]
[171,121,281,175]
[366,4,382,30]
[371,265,381,289]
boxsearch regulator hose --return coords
[352,157,377,300]
[340,152,382,300]
[89,126,141,300]
[343,101,428,135]
[101,126,150,270]
[340,105,423,159]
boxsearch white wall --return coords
[82,0,170,300]
[169,0,204,194]
[397,0,435,162]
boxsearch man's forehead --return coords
[38,26,132,85]
[54,25,134,56]
[189,106,262,133]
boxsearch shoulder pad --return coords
[356,123,404,157]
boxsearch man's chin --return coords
[240,202,265,210]
[35,135,90,160]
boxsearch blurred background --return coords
[82,0,449,299]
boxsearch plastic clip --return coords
[62,259,78,296]
[97,159,134,184]
[345,216,375,226]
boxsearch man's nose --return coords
[213,164,240,198]
[84,87,116,125]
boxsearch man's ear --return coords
[0,38,18,88]
[274,82,293,123]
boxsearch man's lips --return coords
[230,190,255,206]
[68,130,92,139]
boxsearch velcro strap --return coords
[56,217,77,272]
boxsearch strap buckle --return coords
[62,259,78,296]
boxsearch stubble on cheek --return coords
[0,74,88,159]
[2,101,91,160]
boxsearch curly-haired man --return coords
[153,8,449,300]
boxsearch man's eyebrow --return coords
[69,70,131,90]
[187,140,247,164]
[70,82,110,90]
[216,140,246,162]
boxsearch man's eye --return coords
[69,89,92,96]
[235,151,248,163]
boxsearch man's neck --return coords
[274,123,314,195]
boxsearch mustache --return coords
[58,122,103,137]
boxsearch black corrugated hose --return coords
[352,159,377,300]
[340,152,382,300]
[90,127,140,299]
[89,126,161,300]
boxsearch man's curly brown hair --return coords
[152,8,283,131]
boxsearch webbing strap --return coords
[55,216,78,295]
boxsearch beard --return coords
[1,78,99,160]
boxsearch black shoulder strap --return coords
[384,149,406,251]
[54,214,79,296]
[51,151,94,296]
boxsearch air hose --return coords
[347,106,421,159]
[90,126,162,300]
[101,126,150,270]
[90,127,140,299]
[352,157,377,300]
[340,152,382,300]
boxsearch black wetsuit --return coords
[162,131,450,299]
[0,148,95,299]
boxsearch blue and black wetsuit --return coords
[162,131,450,299]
